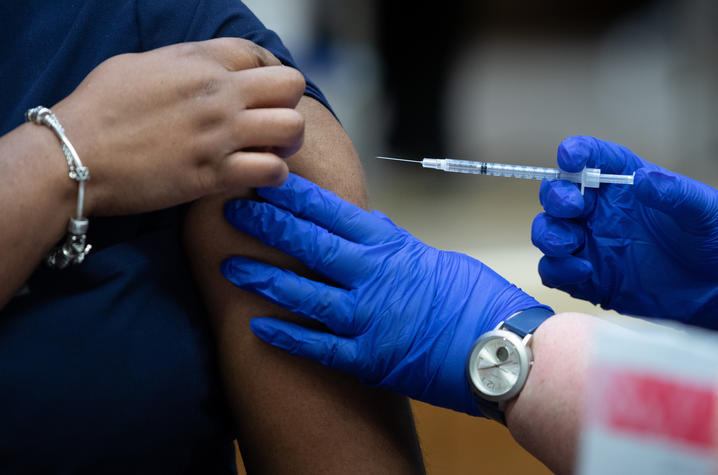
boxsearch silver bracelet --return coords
[25,106,92,269]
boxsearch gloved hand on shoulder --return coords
[532,136,718,327]
[222,174,548,416]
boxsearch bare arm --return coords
[505,312,606,474]
[183,96,424,473]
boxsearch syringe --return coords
[377,156,635,193]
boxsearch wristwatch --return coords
[466,307,554,424]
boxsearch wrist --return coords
[25,106,93,267]
[15,121,79,219]
[52,98,98,216]
[466,306,555,424]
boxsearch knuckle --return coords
[173,42,202,59]
[222,37,252,57]
[248,41,280,67]
[233,41,262,69]
[211,36,236,50]
[223,38,279,69]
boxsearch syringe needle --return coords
[376,156,421,164]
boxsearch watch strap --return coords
[503,306,554,337]
[472,306,554,425]
[474,399,506,425]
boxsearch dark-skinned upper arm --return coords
[183,96,425,474]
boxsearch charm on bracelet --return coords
[44,218,92,269]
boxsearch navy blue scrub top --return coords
[0,2,330,473]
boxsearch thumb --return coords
[634,167,718,230]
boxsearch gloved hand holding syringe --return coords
[377,156,635,194]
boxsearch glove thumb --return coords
[634,167,718,231]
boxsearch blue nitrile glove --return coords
[532,136,718,327]
[222,174,548,416]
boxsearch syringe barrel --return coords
[424,158,561,181]
[482,162,561,181]
[417,158,635,191]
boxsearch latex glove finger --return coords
[538,255,593,288]
[634,167,718,233]
[250,317,361,375]
[532,213,585,257]
[257,174,400,245]
[557,135,638,174]
[221,256,356,334]
[539,180,590,218]
[224,199,365,286]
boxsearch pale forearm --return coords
[505,312,604,474]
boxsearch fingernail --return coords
[220,258,252,283]
[251,319,292,349]
[224,199,247,217]
[557,136,593,172]
[250,318,272,340]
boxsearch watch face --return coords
[467,330,531,402]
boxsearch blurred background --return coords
[243,0,718,473]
